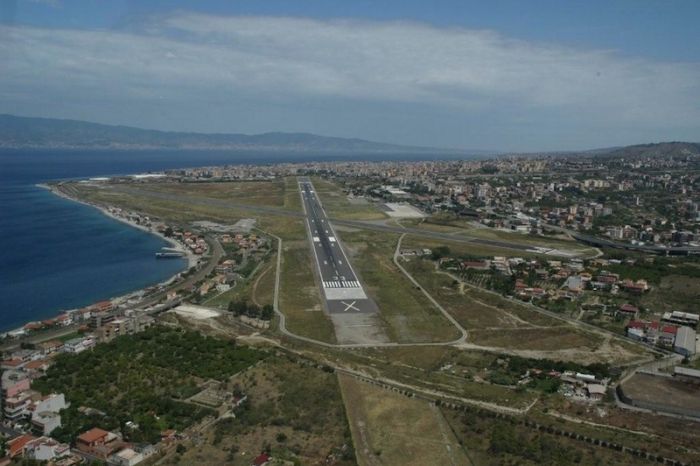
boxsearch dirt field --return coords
[339,374,471,466]
[621,373,700,412]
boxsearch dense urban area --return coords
[2,142,700,466]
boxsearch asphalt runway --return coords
[298,178,379,315]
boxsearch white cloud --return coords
[0,12,698,147]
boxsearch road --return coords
[299,178,379,315]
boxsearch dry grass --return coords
[310,176,387,220]
[279,240,337,344]
[468,327,597,351]
[339,373,471,466]
[341,230,461,343]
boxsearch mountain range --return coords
[0,114,473,155]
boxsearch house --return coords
[658,325,678,346]
[31,411,61,435]
[76,428,123,459]
[7,434,36,459]
[160,429,177,443]
[563,276,584,293]
[1,358,26,370]
[24,436,70,461]
[616,304,640,319]
[621,279,649,294]
[29,393,66,435]
[37,339,64,355]
[63,337,95,353]
[586,384,606,401]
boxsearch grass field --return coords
[133,179,289,208]
[310,176,387,220]
[409,214,595,253]
[341,230,461,343]
[339,374,471,466]
[399,235,547,259]
[336,346,537,407]
[468,327,596,351]
[279,239,337,344]
[403,258,545,329]
[641,274,700,314]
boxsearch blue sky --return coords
[1,0,699,151]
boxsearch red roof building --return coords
[7,434,36,458]
[252,453,270,466]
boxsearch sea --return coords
[0,149,430,332]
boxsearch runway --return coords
[299,178,379,315]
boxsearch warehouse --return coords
[673,326,697,357]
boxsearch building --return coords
[616,304,640,319]
[90,310,117,329]
[111,447,144,466]
[674,366,700,384]
[2,370,31,421]
[586,384,607,401]
[26,393,66,434]
[31,411,61,435]
[37,339,64,355]
[662,311,699,328]
[97,318,135,341]
[63,336,95,353]
[6,434,36,459]
[24,436,70,462]
[674,326,697,357]
[75,428,123,459]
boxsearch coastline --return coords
[38,182,198,270]
[1,184,199,335]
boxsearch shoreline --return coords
[0,184,199,336]
[39,183,198,269]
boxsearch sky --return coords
[0,0,699,152]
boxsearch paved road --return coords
[299,178,378,315]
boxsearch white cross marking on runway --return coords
[341,300,360,312]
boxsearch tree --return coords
[261,304,274,321]
[431,246,451,261]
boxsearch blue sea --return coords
[0,149,429,331]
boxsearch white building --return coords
[112,447,145,466]
[30,393,67,435]
[24,437,70,461]
[674,326,697,357]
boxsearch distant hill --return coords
[0,114,471,155]
[593,142,700,159]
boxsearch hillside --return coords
[0,114,459,154]
[595,142,700,159]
